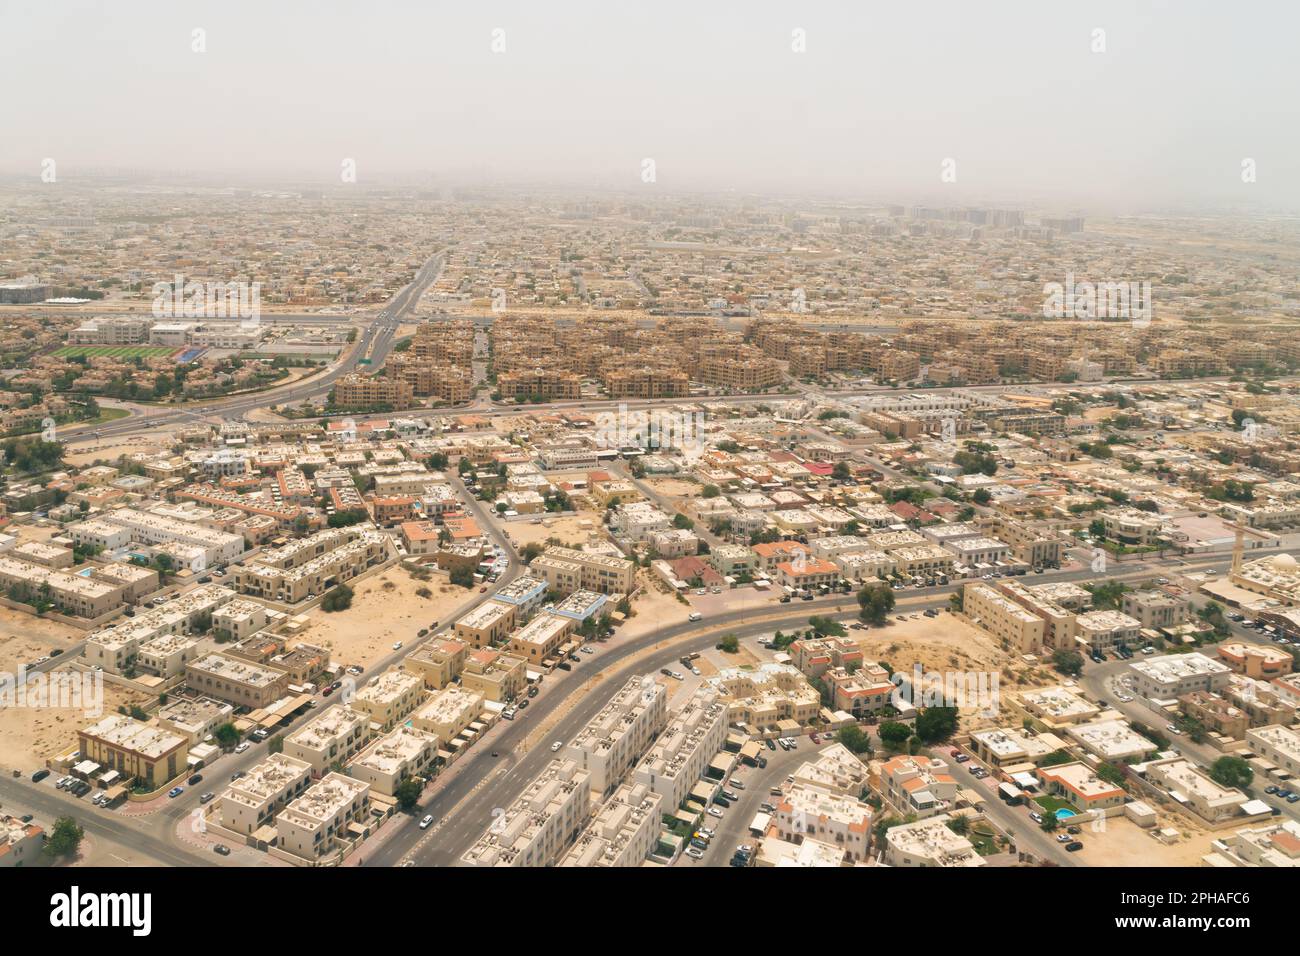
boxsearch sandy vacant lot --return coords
[298,567,480,670]
[1069,816,1216,867]
[0,607,83,673]
[622,576,696,640]
[498,514,601,552]
[64,439,173,467]
[644,478,700,500]
[0,673,149,772]
[855,612,1006,674]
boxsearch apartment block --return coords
[461,759,591,867]
[275,772,371,861]
[349,724,439,796]
[186,652,292,710]
[632,686,728,809]
[559,782,663,867]
[565,675,668,795]
[284,705,372,773]
[884,814,984,868]
[530,546,636,596]
[78,714,189,790]
[219,753,313,836]
[351,667,426,731]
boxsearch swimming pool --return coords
[1055,808,1077,821]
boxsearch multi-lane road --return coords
[59,251,446,442]
[357,546,1262,867]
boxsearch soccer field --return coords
[54,345,176,360]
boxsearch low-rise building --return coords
[461,759,590,867]
[275,772,371,860]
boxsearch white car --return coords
[235,741,251,754]
[707,807,724,818]
[685,847,705,860]
[550,740,564,752]
[392,641,403,651]
[419,814,434,829]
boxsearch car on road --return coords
[392,641,403,651]
[1056,833,1072,843]
[199,791,215,804]
[954,753,970,762]
[187,773,203,786]
[168,786,184,799]
[551,740,564,752]
[31,769,49,783]
[580,646,594,655]
[235,741,251,754]
[213,844,231,856]
[1165,723,1182,735]
[707,807,724,818]
[1029,811,1044,824]
[1065,841,1084,852]
[419,814,435,829]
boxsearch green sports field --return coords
[54,345,176,359]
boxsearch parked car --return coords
[685,847,705,860]
[199,792,215,804]
[1065,841,1084,852]
[213,844,231,856]
[707,807,724,818]
[235,741,251,754]
[187,773,203,786]
[419,814,435,829]
[550,740,564,753]
[31,769,49,783]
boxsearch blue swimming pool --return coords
[1056,808,1077,821]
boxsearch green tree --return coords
[1051,649,1084,677]
[837,724,873,756]
[808,615,847,637]
[915,706,959,744]
[213,723,240,749]
[45,816,84,859]
[321,583,354,613]
[857,582,895,626]
[717,633,739,654]
[449,565,476,589]
[395,777,424,812]
[1209,755,1253,790]
[878,721,911,751]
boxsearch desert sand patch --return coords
[297,567,482,670]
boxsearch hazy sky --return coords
[3,0,1298,210]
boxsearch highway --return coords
[58,251,447,442]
